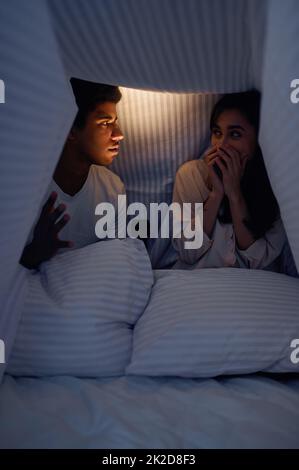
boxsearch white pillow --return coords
[127,268,299,378]
[7,239,153,377]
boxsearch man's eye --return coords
[100,122,109,127]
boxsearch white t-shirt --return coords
[28,165,126,251]
[172,159,286,271]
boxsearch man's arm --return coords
[20,192,72,270]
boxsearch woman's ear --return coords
[241,152,250,161]
[241,154,249,172]
[241,153,249,174]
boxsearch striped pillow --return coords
[7,239,153,377]
[127,268,299,377]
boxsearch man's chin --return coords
[93,153,118,166]
[106,151,119,163]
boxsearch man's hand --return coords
[20,192,73,269]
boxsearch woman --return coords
[172,90,286,270]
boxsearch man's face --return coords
[72,101,124,166]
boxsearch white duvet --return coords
[0,373,299,448]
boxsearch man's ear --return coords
[67,127,77,142]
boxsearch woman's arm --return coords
[214,144,255,250]
[202,148,226,237]
[236,217,286,269]
[212,144,286,267]
[203,190,223,238]
[228,191,256,250]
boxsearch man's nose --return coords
[112,125,124,141]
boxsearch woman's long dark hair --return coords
[209,90,279,239]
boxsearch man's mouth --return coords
[108,145,120,153]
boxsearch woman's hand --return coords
[214,144,248,200]
[20,192,73,269]
[203,146,225,198]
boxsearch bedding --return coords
[0,373,299,448]
[111,89,220,209]
[127,269,299,378]
[1,1,299,381]
[6,239,153,377]
[1,0,299,450]
[0,0,76,382]
[2,266,299,449]
[110,89,220,268]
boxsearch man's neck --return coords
[53,145,91,196]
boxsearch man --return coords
[20,78,125,269]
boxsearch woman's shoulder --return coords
[176,158,209,182]
[174,158,210,201]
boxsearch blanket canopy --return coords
[0,0,298,380]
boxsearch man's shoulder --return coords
[91,165,125,193]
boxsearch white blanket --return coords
[0,374,299,448]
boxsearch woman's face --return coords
[210,109,257,163]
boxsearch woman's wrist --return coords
[210,189,224,202]
[227,187,242,204]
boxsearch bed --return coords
[1,0,299,450]
[1,373,299,449]
[1,262,299,449]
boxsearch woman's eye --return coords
[212,129,222,137]
[231,131,242,138]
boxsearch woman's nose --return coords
[217,135,228,146]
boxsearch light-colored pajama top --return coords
[172,159,286,271]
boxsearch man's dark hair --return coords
[70,77,122,128]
